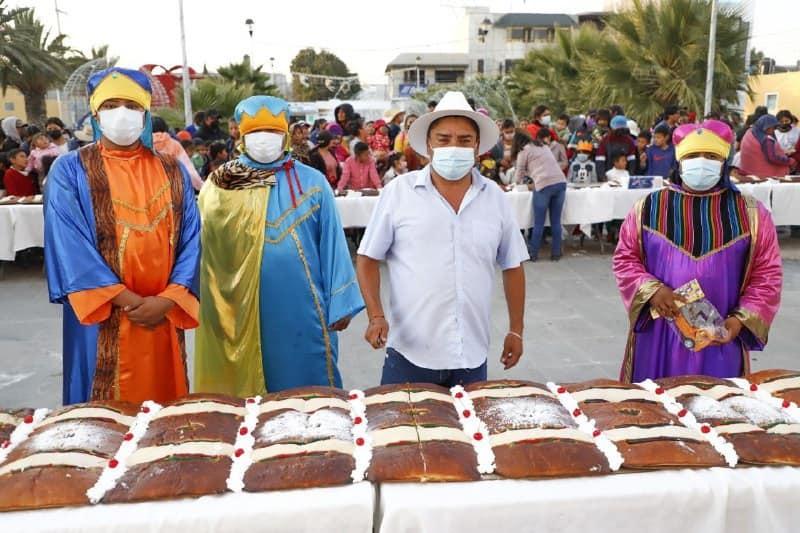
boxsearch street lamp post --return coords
[703,0,718,116]
[478,17,491,76]
[415,55,421,91]
[245,18,255,64]
[178,0,192,127]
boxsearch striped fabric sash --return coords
[642,188,750,258]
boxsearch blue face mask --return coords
[431,146,476,181]
[680,157,723,191]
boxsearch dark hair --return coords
[45,117,65,129]
[312,118,327,131]
[346,119,364,137]
[8,148,26,159]
[0,152,10,169]
[194,111,205,123]
[557,114,570,123]
[427,116,480,141]
[192,138,205,147]
[427,100,438,108]
[704,111,721,120]
[535,128,552,141]
[467,97,476,110]
[664,105,680,117]
[653,123,671,137]
[501,118,515,130]
[611,152,627,164]
[387,151,405,169]
[40,155,57,177]
[637,131,652,142]
[209,141,227,159]
[510,131,532,160]
[777,110,793,121]
[353,142,369,156]
[531,105,549,119]
[316,130,333,148]
[610,104,624,116]
[596,109,611,122]
[151,116,169,134]
[25,125,40,137]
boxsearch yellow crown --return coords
[89,72,151,113]
[239,107,289,136]
[675,130,730,161]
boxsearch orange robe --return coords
[66,145,198,403]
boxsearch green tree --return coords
[415,76,519,120]
[217,55,279,95]
[158,77,257,130]
[290,48,360,101]
[0,4,74,124]
[509,0,750,125]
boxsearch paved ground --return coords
[1,239,798,409]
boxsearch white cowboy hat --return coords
[408,91,499,157]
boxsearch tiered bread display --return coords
[463,380,617,477]
[561,379,728,468]
[657,375,800,465]
[363,383,481,482]
[0,402,138,511]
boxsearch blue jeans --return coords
[529,182,567,258]
[380,348,487,387]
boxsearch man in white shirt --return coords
[356,92,529,386]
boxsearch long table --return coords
[1,182,797,262]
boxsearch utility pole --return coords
[54,0,65,120]
[703,0,718,117]
[178,0,193,127]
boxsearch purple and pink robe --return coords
[613,186,782,382]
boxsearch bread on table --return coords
[746,369,800,406]
[465,380,612,478]
[0,402,138,511]
[0,408,32,445]
[565,379,726,469]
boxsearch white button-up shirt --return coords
[358,166,529,370]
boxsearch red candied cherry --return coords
[557,386,566,394]
[234,448,245,458]
[349,393,358,400]
[750,384,758,392]
[1,441,9,449]
[592,429,602,438]
[655,387,665,395]
[455,392,464,399]
[123,433,134,441]
[23,415,33,424]
[108,459,119,468]
[462,410,471,418]
[246,398,256,404]
[356,437,365,446]
[239,427,249,436]
[473,432,484,441]
[678,409,688,418]
[782,399,791,409]
[140,406,150,414]
[353,417,363,425]
[701,425,711,434]
[573,408,582,417]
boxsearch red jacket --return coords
[526,121,558,142]
[4,168,37,196]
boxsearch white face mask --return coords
[98,107,145,146]
[244,131,286,163]
[430,146,475,181]
[540,115,552,126]
[680,157,723,191]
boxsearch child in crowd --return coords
[337,142,382,194]
[25,133,60,176]
[3,149,37,196]
[202,141,228,178]
[643,124,676,178]
[605,153,630,186]
[635,131,651,174]
[368,119,392,165]
[383,152,407,185]
[592,109,611,146]
[191,139,209,174]
[539,129,568,174]
[180,138,194,158]
[554,114,572,144]
[568,141,598,185]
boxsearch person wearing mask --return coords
[196,109,226,141]
[613,120,782,381]
[514,129,568,261]
[568,140,598,185]
[595,115,637,179]
[43,67,200,404]
[642,124,676,178]
[308,130,341,189]
[539,128,568,173]
[4,149,37,196]
[356,91,528,386]
[775,110,799,155]
[526,105,557,141]
[45,117,80,154]
[739,114,795,178]
[337,142,382,193]
[1,117,24,152]
[382,152,407,185]
[227,118,241,159]
[151,115,203,190]
[195,95,364,395]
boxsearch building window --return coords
[508,27,526,42]
[3,102,14,112]
[531,27,552,42]
[504,60,521,74]
[765,93,778,114]
[477,59,484,74]
[434,70,462,84]
[403,69,425,85]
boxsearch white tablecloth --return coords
[770,183,800,226]
[2,482,374,533]
[378,467,800,533]
[0,204,44,261]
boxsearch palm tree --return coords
[0,7,72,125]
[217,55,279,95]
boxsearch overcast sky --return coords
[11,0,800,84]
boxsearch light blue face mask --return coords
[431,146,476,181]
[680,157,723,191]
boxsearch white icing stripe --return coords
[467,386,553,400]
[0,413,19,426]
[364,390,453,406]
[151,401,245,420]
[87,400,162,504]
[126,441,235,467]
[547,382,624,471]
[767,423,800,435]
[602,425,702,442]
[713,423,764,435]
[348,390,372,483]
[259,397,350,415]
[729,377,800,424]
[39,408,136,428]
[0,451,105,477]
[490,427,594,446]
[450,386,495,474]
[759,376,800,394]
[251,439,354,462]
[570,388,656,404]
[666,384,745,401]
[0,407,50,465]
[227,396,262,493]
